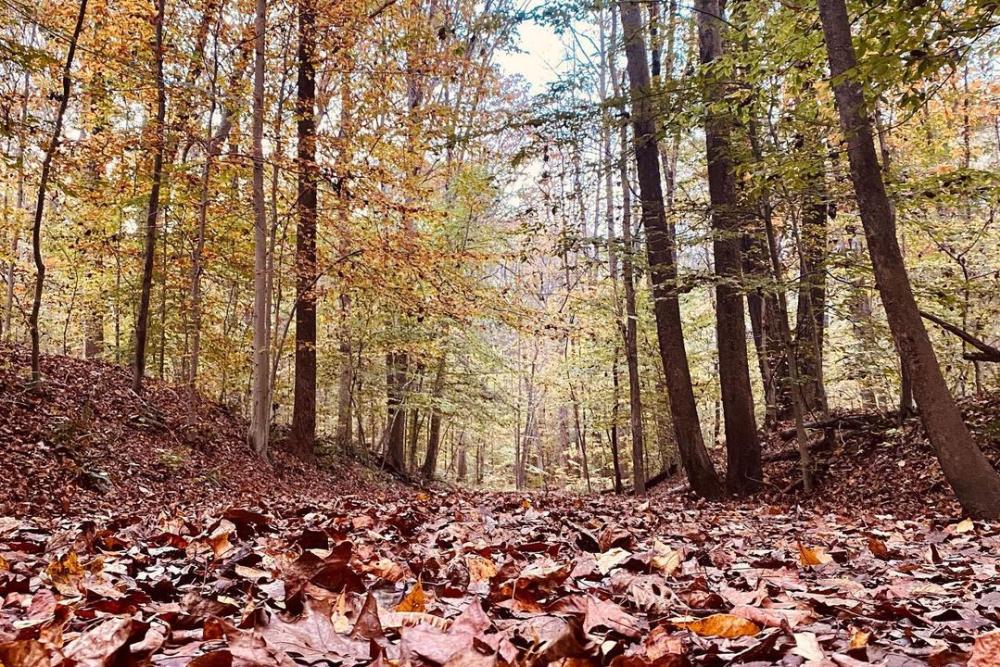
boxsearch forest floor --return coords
[1,346,999,665]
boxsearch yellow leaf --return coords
[651,540,681,576]
[0,554,8,572]
[673,614,761,638]
[331,591,352,633]
[798,542,833,567]
[520,498,532,509]
[415,492,430,501]
[47,551,85,596]
[849,629,871,650]
[395,581,426,613]
[466,554,497,582]
[596,547,632,574]
[952,518,974,534]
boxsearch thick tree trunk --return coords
[133,0,166,393]
[696,0,762,495]
[618,0,723,499]
[818,0,1000,517]
[248,0,270,456]
[29,0,88,382]
[290,0,317,458]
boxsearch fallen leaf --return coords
[673,614,760,638]
[798,542,833,567]
[397,581,427,612]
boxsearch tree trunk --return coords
[696,0,762,495]
[618,0,723,499]
[289,0,317,458]
[248,0,271,456]
[795,140,829,416]
[606,10,647,496]
[29,0,88,382]
[384,351,408,471]
[420,354,446,479]
[132,0,167,393]
[818,0,1000,517]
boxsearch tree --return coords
[817,0,1000,518]
[696,0,762,495]
[248,0,270,456]
[28,0,89,383]
[618,0,723,500]
[133,0,167,393]
[290,0,317,458]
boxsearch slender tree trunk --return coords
[248,0,271,456]
[3,64,26,340]
[608,360,624,494]
[384,351,408,470]
[605,9,645,495]
[795,140,829,415]
[618,0,723,499]
[697,0,762,495]
[335,65,355,454]
[420,355,446,478]
[133,0,166,393]
[290,0,317,457]
[818,0,1000,517]
[28,0,88,381]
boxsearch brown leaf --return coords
[731,604,813,629]
[63,616,132,666]
[583,596,644,639]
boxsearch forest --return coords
[1,0,1000,663]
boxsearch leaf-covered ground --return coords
[2,490,999,665]
[2,348,1000,665]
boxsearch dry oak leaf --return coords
[672,614,760,638]
[798,542,833,567]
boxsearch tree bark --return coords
[696,0,762,495]
[132,0,167,393]
[384,351,408,471]
[421,354,447,478]
[795,140,829,415]
[289,0,317,458]
[618,0,723,499]
[28,0,88,382]
[248,0,271,456]
[818,0,1000,517]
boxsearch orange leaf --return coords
[465,554,497,582]
[798,542,833,567]
[849,628,871,650]
[673,614,760,638]
[396,581,426,613]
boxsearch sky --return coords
[493,19,568,94]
